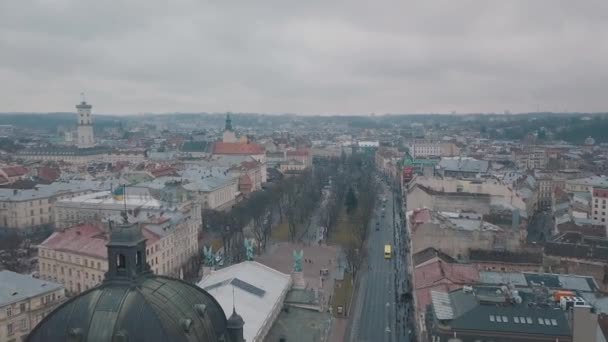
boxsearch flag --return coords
[113,185,125,201]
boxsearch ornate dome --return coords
[28,215,240,342]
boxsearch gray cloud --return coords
[0,0,607,114]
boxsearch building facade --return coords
[0,182,102,232]
[0,271,65,342]
[592,187,608,227]
[39,206,200,295]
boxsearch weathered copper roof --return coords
[27,275,231,342]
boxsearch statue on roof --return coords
[203,246,215,266]
[293,249,303,272]
[244,239,254,261]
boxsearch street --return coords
[350,179,413,342]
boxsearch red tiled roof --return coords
[286,149,309,157]
[39,224,108,259]
[2,166,28,177]
[409,208,432,232]
[150,166,177,178]
[38,166,60,183]
[39,223,159,260]
[414,260,479,311]
[212,142,264,155]
[240,160,259,170]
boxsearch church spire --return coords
[225,113,233,131]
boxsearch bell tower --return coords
[104,212,151,283]
[76,93,95,148]
[222,113,237,143]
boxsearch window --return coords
[52,293,55,301]
[20,303,26,313]
[7,322,13,335]
[84,259,87,267]
[526,317,532,324]
[538,318,544,325]
[117,254,126,269]
[514,316,519,323]
[489,315,495,322]
[20,318,27,331]
[85,272,88,279]
[30,209,34,216]
[97,262,100,269]
[6,306,12,317]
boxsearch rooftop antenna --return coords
[123,184,128,213]
[232,284,236,313]
[80,92,86,103]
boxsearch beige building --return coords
[39,205,200,295]
[565,176,608,194]
[16,148,146,166]
[183,175,239,210]
[407,177,527,213]
[0,182,102,232]
[53,188,163,229]
[0,271,65,342]
[409,141,460,158]
[514,146,547,170]
[409,209,522,260]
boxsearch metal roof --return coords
[0,271,63,306]
[28,275,230,342]
[430,290,454,320]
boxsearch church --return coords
[212,114,267,184]
[27,212,245,342]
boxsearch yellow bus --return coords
[384,244,392,259]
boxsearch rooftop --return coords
[212,142,264,155]
[0,180,105,202]
[438,157,489,173]
[39,223,160,260]
[479,271,598,292]
[431,287,572,337]
[0,270,63,306]
[198,261,291,342]
[56,189,162,209]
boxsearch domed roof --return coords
[28,216,239,342]
[28,275,230,342]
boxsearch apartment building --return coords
[515,146,547,170]
[409,140,460,158]
[285,149,313,169]
[591,187,608,226]
[0,271,65,342]
[39,206,200,295]
[0,181,103,232]
[53,187,163,229]
[183,175,239,210]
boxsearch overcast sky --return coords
[1,1,607,115]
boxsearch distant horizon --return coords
[0,110,606,118]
